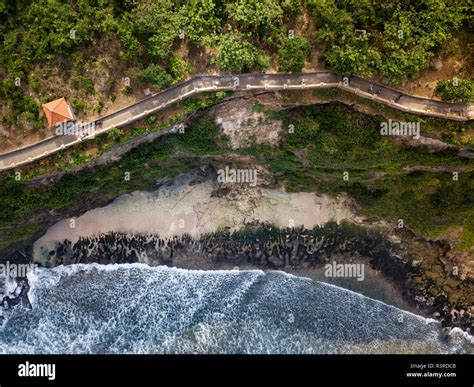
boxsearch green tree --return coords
[278,35,311,73]
[169,55,193,83]
[180,0,221,46]
[225,0,283,38]
[139,64,173,89]
[435,79,474,103]
[323,34,380,77]
[309,0,469,83]
[120,0,185,64]
[216,33,259,72]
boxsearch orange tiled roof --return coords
[42,97,75,127]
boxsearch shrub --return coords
[169,56,192,83]
[435,78,474,103]
[139,64,173,89]
[216,33,258,72]
[278,36,311,73]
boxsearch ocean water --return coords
[0,263,472,354]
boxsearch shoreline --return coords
[3,263,472,354]
[4,167,473,333]
[24,222,472,331]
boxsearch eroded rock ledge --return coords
[4,166,472,333]
[4,222,473,332]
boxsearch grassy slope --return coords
[0,102,472,253]
[0,114,223,250]
[252,103,474,247]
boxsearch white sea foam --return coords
[449,327,474,345]
[0,264,471,354]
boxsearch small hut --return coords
[42,97,75,128]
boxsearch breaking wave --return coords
[0,263,472,354]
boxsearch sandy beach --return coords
[34,170,357,258]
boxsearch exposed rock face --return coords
[212,96,283,149]
[430,57,443,71]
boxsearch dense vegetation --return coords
[309,0,473,82]
[1,0,473,135]
[0,1,472,253]
[263,104,473,246]
[436,78,474,103]
[0,112,226,251]
[0,102,472,253]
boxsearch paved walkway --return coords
[1,72,472,171]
